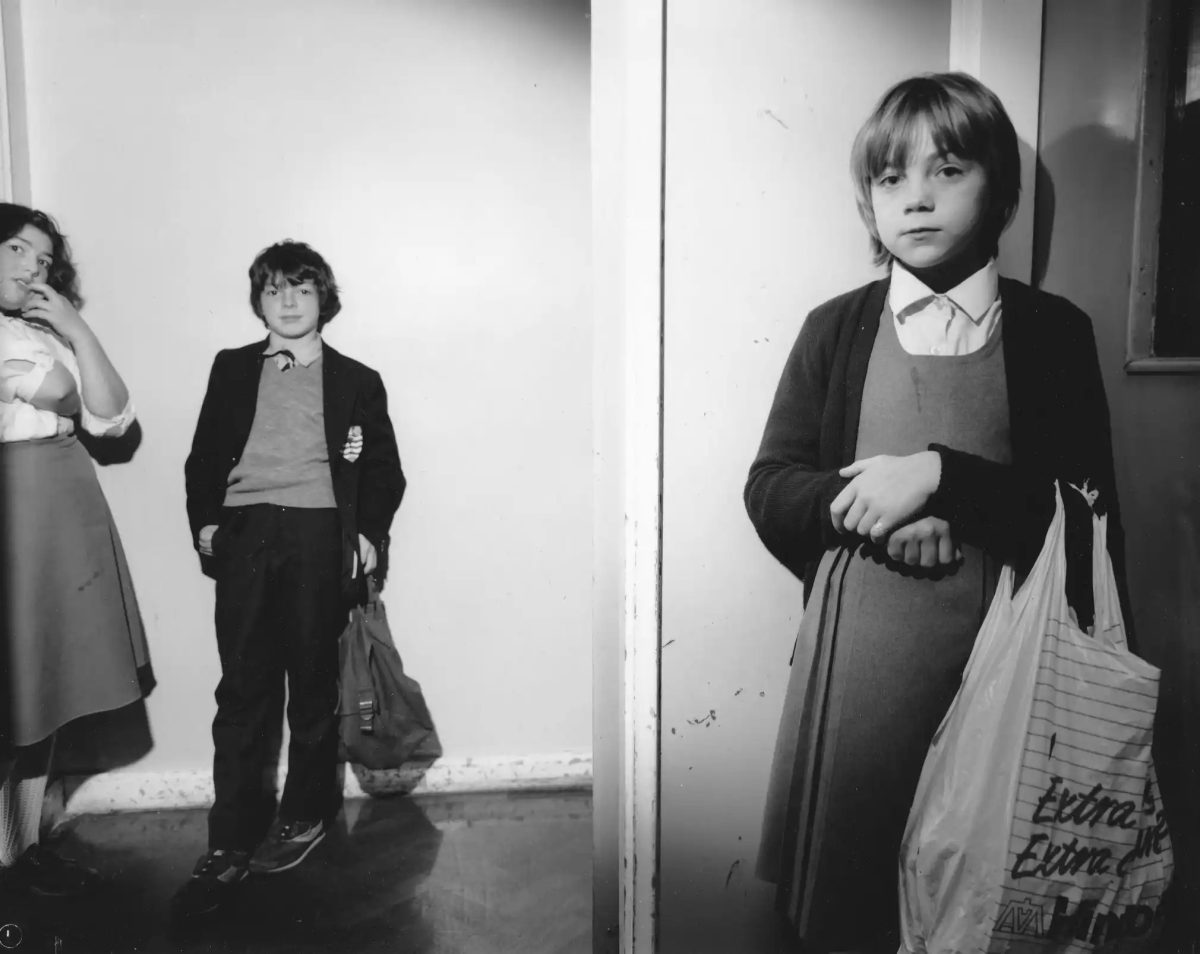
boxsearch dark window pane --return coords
[1156,0,1200,355]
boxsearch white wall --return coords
[659,2,950,950]
[20,0,592,783]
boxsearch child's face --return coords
[260,274,320,340]
[870,120,989,275]
[0,225,52,312]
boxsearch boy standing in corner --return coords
[174,240,405,921]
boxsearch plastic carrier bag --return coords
[899,484,1173,952]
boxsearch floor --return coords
[0,790,592,954]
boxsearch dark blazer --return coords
[184,339,406,599]
[744,277,1126,630]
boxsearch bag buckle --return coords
[357,695,375,736]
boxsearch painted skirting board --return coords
[46,752,592,824]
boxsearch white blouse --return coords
[0,314,135,442]
[888,259,1002,356]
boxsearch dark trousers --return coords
[208,504,345,851]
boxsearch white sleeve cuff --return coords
[80,396,137,437]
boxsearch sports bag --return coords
[337,578,442,770]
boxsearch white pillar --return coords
[591,2,665,952]
[0,0,29,204]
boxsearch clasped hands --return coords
[830,451,962,568]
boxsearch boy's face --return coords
[870,121,989,275]
[260,274,320,340]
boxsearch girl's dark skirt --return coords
[1,434,151,751]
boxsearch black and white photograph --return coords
[0,2,1197,954]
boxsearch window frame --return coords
[1127,0,1200,372]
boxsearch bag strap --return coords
[345,608,378,735]
[1067,481,1129,650]
[356,685,376,736]
[1010,481,1070,619]
[1089,509,1129,651]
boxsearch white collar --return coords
[889,259,999,324]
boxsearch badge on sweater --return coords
[342,425,363,462]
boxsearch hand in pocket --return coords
[198,524,219,557]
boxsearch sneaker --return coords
[248,819,325,874]
[9,843,100,897]
[170,849,249,922]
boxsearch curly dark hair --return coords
[0,202,82,307]
[248,240,342,328]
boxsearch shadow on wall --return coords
[1034,122,1139,298]
[78,419,143,467]
[1158,467,1200,943]
[1030,148,1055,290]
[1038,120,1200,946]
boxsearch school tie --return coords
[264,349,296,372]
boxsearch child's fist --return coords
[884,517,962,568]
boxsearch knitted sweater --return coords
[224,357,336,509]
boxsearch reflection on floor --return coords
[0,789,592,954]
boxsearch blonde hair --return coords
[850,72,1021,266]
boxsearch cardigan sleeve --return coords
[925,293,1125,628]
[744,304,852,582]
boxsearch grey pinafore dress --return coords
[757,303,1011,949]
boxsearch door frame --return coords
[591,3,666,952]
[595,3,1045,951]
[0,0,29,204]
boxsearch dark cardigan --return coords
[744,277,1126,629]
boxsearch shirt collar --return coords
[889,259,999,324]
[264,333,323,367]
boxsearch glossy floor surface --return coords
[0,789,592,954]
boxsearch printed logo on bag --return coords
[993,897,1044,937]
[991,774,1171,944]
[994,895,1162,944]
[1048,896,1159,944]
